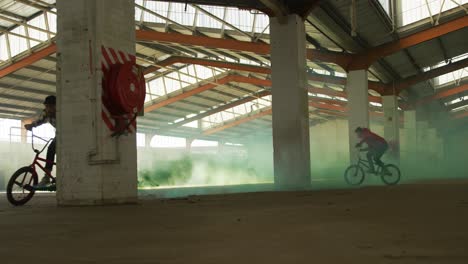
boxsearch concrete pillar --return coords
[270,14,310,190]
[56,0,137,205]
[347,70,369,164]
[383,95,400,163]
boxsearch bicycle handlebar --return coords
[30,129,53,155]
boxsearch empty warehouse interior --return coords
[0,0,467,263]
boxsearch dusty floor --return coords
[1,182,468,264]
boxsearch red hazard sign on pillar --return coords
[100,45,146,135]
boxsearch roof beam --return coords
[200,96,388,136]
[447,100,468,111]
[203,108,272,136]
[157,90,271,133]
[395,58,468,94]
[2,18,465,78]
[135,29,350,66]
[415,83,468,106]
[136,29,271,54]
[144,74,233,113]
[348,16,468,70]
[0,84,54,96]
[307,73,386,94]
[453,111,468,119]
[0,9,27,20]
[258,0,288,18]
[143,74,272,113]
[0,43,56,78]
[144,74,388,114]
[308,86,382,104]
[144,56,271,75]
[0,94,43,104]
[0,102,41,112]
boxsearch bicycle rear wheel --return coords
[344,165,365,186]
[381,164,401,185]
[6,166,38,206]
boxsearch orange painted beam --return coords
[144,74,388,114]
[137,30,271,55]
[310,101,346,112]
[136,29,350,66]
[317,109,348,117]
[416,83,468,106]
[201,95,389,135]
[0,43,56,78]
[203,108,272,136]
[145,55,386,95]
[308,74,386,94]
[348,16,468,70]
[395,58,468,94]
[143,75,272,113]
[137,16,467,72]
[144,56,271,75]
[144,75,234,113]
[307,49,353,70]
[453,111,468,119]
[308,86,382,104]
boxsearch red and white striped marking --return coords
[101,45,137,133]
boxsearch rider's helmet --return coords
[43,95,56,105]
[355,127,363,133]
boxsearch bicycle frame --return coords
[29,131,56,181]
[356,150,384,173]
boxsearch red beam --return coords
[201,95,389,135]
[416,83,468,106]
[395,58,468,94]
[203,108,272,136]
[307,74,386,94]
[0,43,56,78]
[144,74,388,114]
[307,49,353,70]
[143,75,272,113]
[144,75,234,113]
[310,101,346,112]
[348,16,468,70]
[144,56,271,75]
[137,30,271,55]
[158,90,272,132]
[136,29,350,66]
[453,111,468,119]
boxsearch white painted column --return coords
[56,0,137,205]
[270,14,311,190]
[383,95,400,163]
[347,70,369,164]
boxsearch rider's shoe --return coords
[34,176,52,188]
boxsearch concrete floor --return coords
[1,182,468,264]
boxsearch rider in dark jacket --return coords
[24,95,56,187]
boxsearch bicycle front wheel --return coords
[344,165,365,186]
[6,166,38,206]
[381,164,401,185]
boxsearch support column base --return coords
[57,197,138,206]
